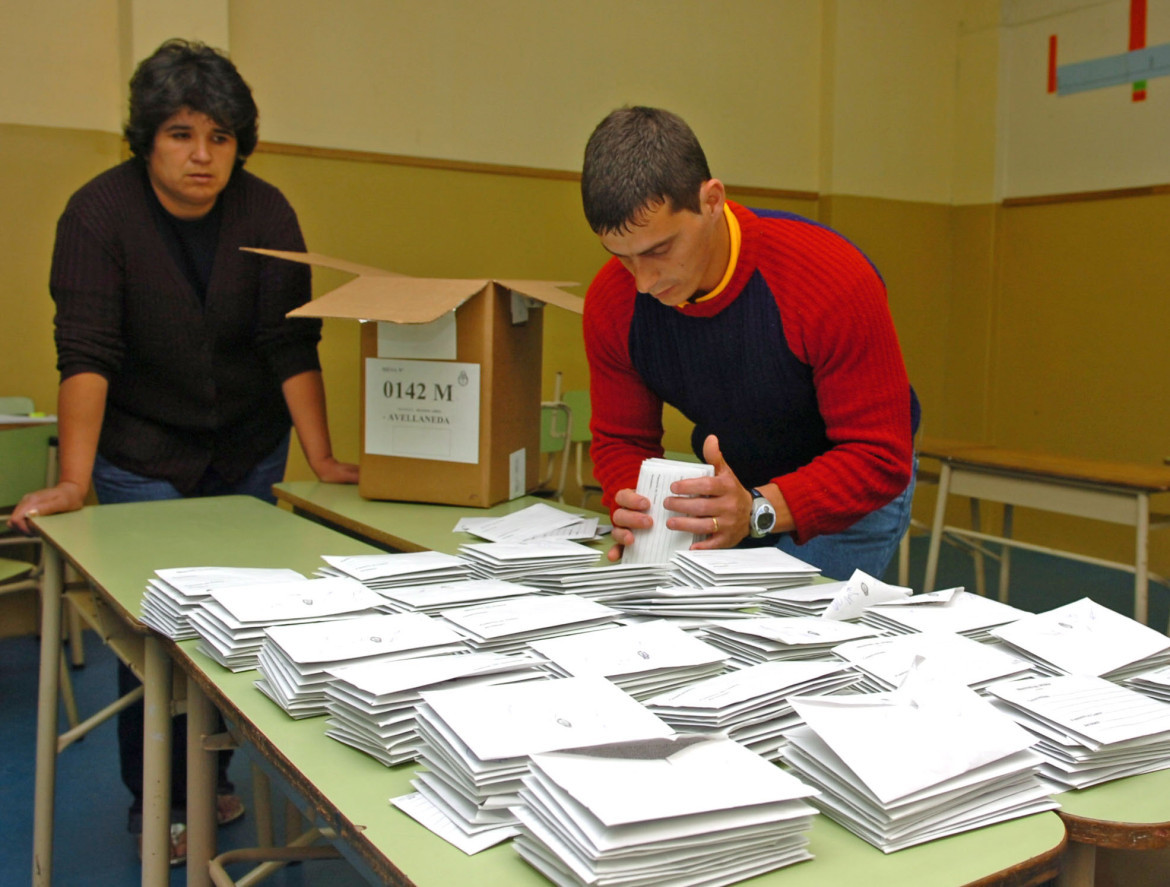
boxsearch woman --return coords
[9,38,358,864]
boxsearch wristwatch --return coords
[748,488,777,538]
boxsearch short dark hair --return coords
[581,106,711,235]
[124,38,258,166]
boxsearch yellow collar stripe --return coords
[689,203,740,305]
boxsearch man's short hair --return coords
[124,38,258,166]
[581,106,712,235]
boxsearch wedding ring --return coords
[711,517,719,534]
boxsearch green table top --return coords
[274,480,609,558]
[35,495,1069,885]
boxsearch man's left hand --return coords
[661,435,752,548]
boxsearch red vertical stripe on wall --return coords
[1131,0,1147,101]
[1048,34,1058,93]
[1130,0,1147,51]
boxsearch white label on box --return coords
[376,316,457,360]
[364,358,480,463]
[509,448,526,500]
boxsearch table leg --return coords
[999,504,1014,603]
[141,636,173,887]
[32,544,64,887]
[1137,494,1149,626]
[186,674,217,887]
[1057,841,1096,887]
[970,497,986,597]
[924,463,952,592]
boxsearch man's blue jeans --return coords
[774,458,917,581]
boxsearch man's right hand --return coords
[606,487,654,562]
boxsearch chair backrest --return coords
[0,396,35,415]
[560,390,592,445]
[540,402,572,453]
[0,423,58,509]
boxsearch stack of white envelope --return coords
[254,611,468,718]
[670,548,819,591]
[324,650,548,766]
[860,588,1028,641]
[188,576,384,672]
[437,594,622,654]
[601,585,765,626]
[757,580,849,618]
[529,620,729,700]
[521,563,672,602]
[400,675,675,850]
[623,457,716,566]
[1123,664,1170,702]
[375,578,536,615]
[455,502,601,543]
[985,673,1170,789]
[140,566,303,640]
[457,540,603,580]
[783,668,1057,853]
[512,736,819,887]
[989,597,1170,681]
[832,631,1036,694]
[316,551,473,591]
[702,616,883,667]
[643,660,860,761]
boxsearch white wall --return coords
[999,0,1170,197]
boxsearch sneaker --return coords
[136,822,187,867]
[216,793,245,826]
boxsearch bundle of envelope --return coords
[512,736,819,887]
[454,502,602,544]
[529,620,729,700]
[989,597,1170,681]
[985,673,1170,789]
[457,540,603,580]
[519,562,671,602]
[670,548,819,591]
[140,566,303,640]
[643,660,860,761]
[315,550,473,590]
[375,578,536,615]
[403,675,676,850]
[783,668,1057,853]
[756,580,849,618]
[187,576,384,672]
[623,458,715,566]
[324,650,548,766]
[1123,664,1170,702]
[600,585,765,626]
[254,611,467,718]
[860,588,1028,641]
[436,593,622,654]
[831,630,1036,694]
[701,616,882,667]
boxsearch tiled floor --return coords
[0,536,1159,886]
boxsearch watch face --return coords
[751,497,776,536]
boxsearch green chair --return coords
[0,395,36,415]
[537,401,573,502]
[0,411,80,726]
[560,389,605,510]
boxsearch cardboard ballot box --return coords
[247,249,583,508]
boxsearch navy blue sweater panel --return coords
[628,269,830,490]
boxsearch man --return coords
[8,38,357,864]
[581,106,918,580]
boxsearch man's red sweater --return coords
[582,201,914,543]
